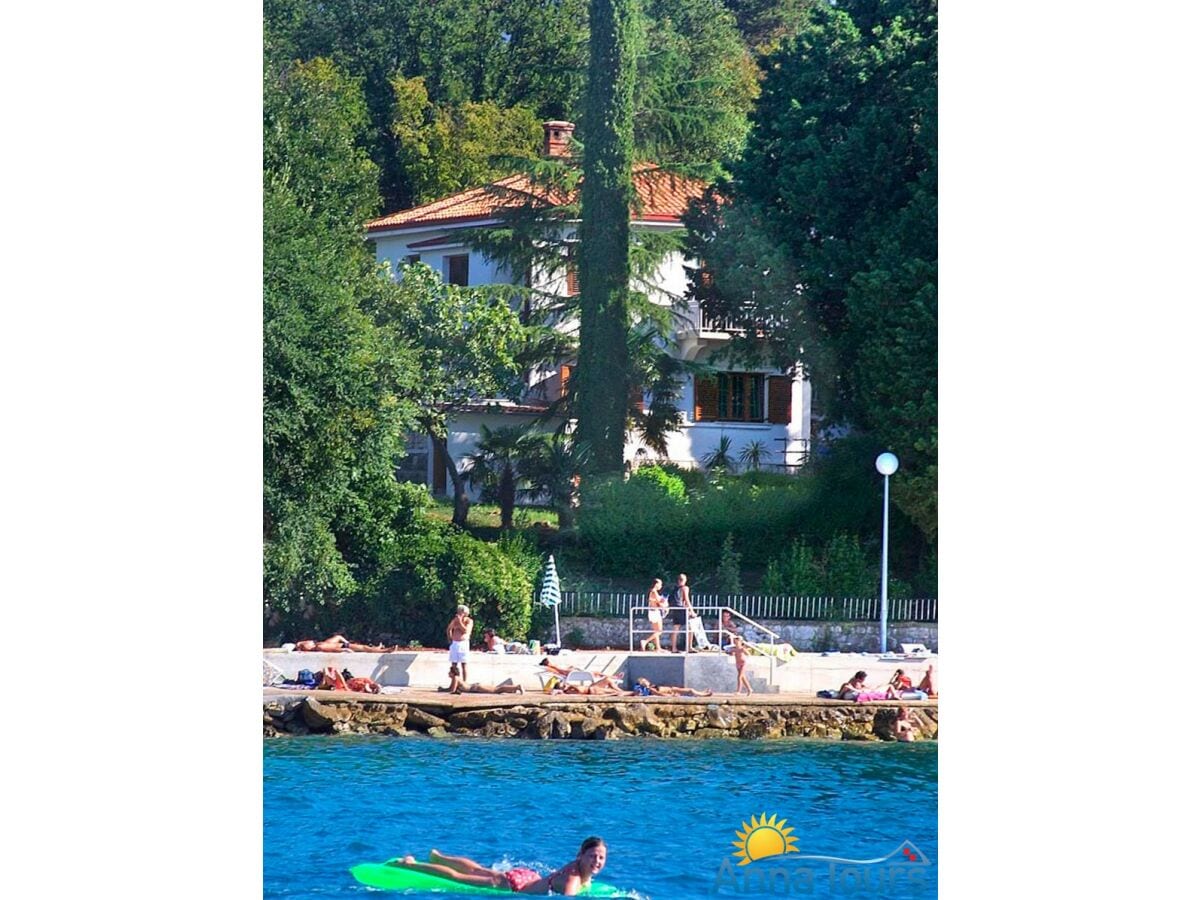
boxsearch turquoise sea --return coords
[264,737,937,898]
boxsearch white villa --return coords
[366,121,811,499]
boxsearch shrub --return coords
[776,539,824,595]
[630,464,687,502]
[822,532,876,597]
[655,462,708,493]
[356,520,534,646]
[761,559,785,594]
[716,534,742,594]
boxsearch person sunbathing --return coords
[632,677,713,698]
[538,659,625,691]
[388,837,607,895]
[316,667,381,693]
[893,706,916,742]
[917,664,937,698]
[293,635,399,653]
[838,671,869,700]
[439,662,525,694]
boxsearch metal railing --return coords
[627,605,784,687]
[562,591,937,622]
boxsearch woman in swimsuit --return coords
[917,664,937,698]
[388,837,607,895]
[633,677,713,698]
[893,706,916,742]
[640,578,667,651]
[838,671,869,700]
[294,635,398,653]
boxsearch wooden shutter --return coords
[767,376,792,424]
[566,263,579,296]
[559,364,573,400]
[695,376,719,421]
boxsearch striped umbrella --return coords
[538,554,562,647]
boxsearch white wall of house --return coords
[371,222,511,286]
[442,410,559,501]
[373,220,811,477]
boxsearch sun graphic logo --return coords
[731,813,800,866]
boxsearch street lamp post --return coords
[875,452,899,654]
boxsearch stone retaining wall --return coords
[263,695,938,742]
[556,617,938,653]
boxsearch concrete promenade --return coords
[263,648,938,695]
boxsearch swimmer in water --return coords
[387,837,607,895]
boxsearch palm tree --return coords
[701,434,737,473]
[523,433,591,530]
[738,440,771,471]
[463,424,535,529]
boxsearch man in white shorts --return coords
[446,604,474,682]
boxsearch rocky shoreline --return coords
[263,692,939,741]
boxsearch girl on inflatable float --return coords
[387,837,607,895]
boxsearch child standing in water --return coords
[388,837,607,895]
[732,636,753,695]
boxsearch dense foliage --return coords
[576,0,641,475]
[685,0,937,555]
[264,59,423,615]
[264,57,542,639]
[264,0,759,209]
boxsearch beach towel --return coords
[854,691,891,703]
[688,615,713,649]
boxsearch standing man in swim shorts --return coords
[667,573,694,653]
[447,604,474,683]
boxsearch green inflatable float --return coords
[349,862,634,897]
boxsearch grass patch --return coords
[425,499,559,531]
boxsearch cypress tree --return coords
[576,0,642,474]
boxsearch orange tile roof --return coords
[365,163,707,233]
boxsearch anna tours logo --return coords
[712,812,931,895]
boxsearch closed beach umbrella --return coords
[538,554,562,648]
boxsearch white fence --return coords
[558,591,937,622]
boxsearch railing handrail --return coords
[625,604,782,686]
[562,590,937,622]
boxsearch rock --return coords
[694,727,729,739]
[602,702,661,734]
[404,707,448,731]
[738,721,768,739]
[448,709,492,730]
[706,706,733,729]
[301,696,352,731]
[528,710,573,739]
[426,726,448,738]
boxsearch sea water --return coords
[264,737,937,898]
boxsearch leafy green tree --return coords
[365,263,530,528]
[265,0,757,208]
[576,0,643,475]
[687,0,937,547]
[391,77,545,204]
[722,0,815,55]
[263,58,421,616]
[636,0,759,171]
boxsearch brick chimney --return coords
[542,120,575,158]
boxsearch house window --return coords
[445,254,469,286]
[697,373,776,423]
[405,254,421,266]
